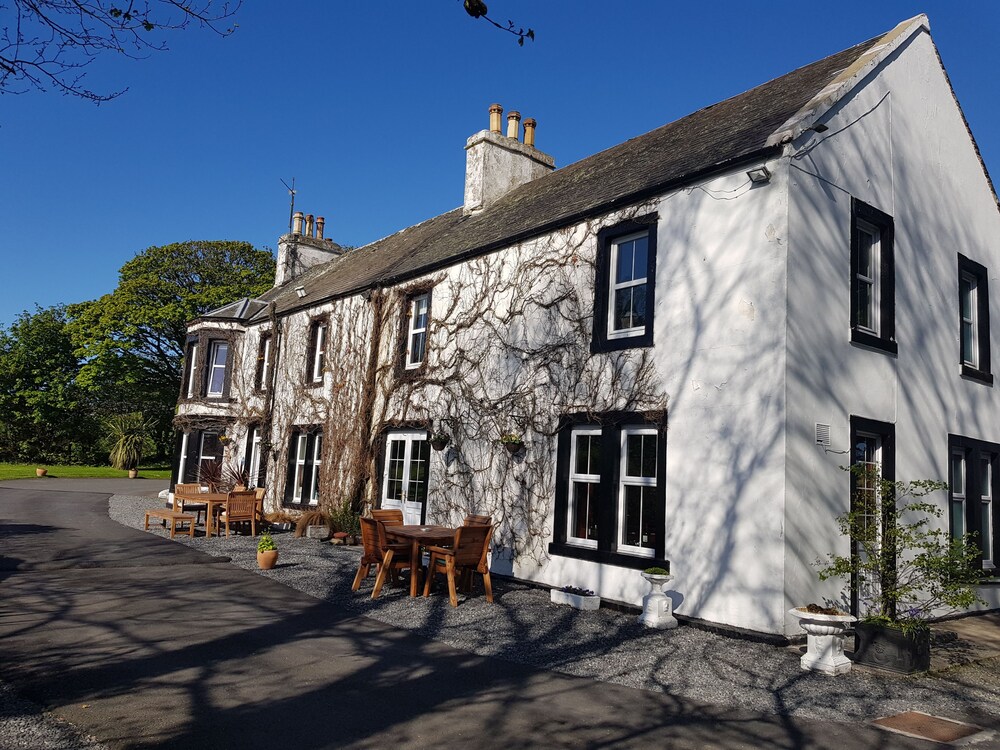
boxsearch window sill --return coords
[960,365,993,386]
[850,329,897,356]
[548,542,669,572]
[591,332,653,354]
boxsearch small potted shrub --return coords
[105,412,153,479]
[816,466,985,673]
[499,433,524,454]
[257,532,279,570]
[550,585,600,611]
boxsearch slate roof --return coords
[201,297,268,321]
[254,32,887,322]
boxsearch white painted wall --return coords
[785,29,1000,635]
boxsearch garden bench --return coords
[144,508,196,539]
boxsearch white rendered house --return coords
[173,15,1000,636]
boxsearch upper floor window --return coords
[184,342,198,398]
[405,292,431,370]
[206,341,229,397]
[958,254,992,384]
[306,320,327,384]
[592,216,657,353]
[850,198,895,354]
[255,333,273,391]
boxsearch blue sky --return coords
[1,1,998,327]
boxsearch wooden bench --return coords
[144,508,196,539]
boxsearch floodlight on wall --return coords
[746,166,771,185]
[295,285,306,298]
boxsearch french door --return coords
[853,433,882,618]
[381,430,430,525]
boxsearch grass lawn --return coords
[0,464,172,480]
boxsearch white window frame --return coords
[951,450,966,542]
[292,433,309,503]
[617,426,658,558]
[405,293,430,369]
[206,341,228,397]
[960,271,979,368]
[855,220,880,336]
[248,427,262,489]
[186,344,198,398]
[980,454,994,570]
[567,427,602,549]
[198,431,219,488]
[310,322,326,383]
[259,335,272,390]
[177,432,190,485]
[607,231,649,340]
[309,434,322,505]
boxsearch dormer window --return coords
[206,341,229,398]
[404,292,431,370]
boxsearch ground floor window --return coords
[284,427,322,506]
[949,434,998,572]
[174,429,225,488]
[244,425,267,489]
[550,412,667,569]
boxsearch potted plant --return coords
[638,566,678,629]
[257,532,279,570]
[788,603,856,675]
[35,467,47,477]
[499,433,524,454]
[816,466,985,673]
[429,432,450,451]
[550,585,600,611]
[105,412,153,478]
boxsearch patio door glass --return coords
[381,430,430,525]
[853,433,882,617]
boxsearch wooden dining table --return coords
[173,491,229,536]
[384,525,456,597]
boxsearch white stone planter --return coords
[788,607,857,675]
[550,588,600,611]
[638,572,678,629]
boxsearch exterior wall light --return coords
[295,286,307,298]
[746,166,771,185]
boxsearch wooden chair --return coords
[351,517,416,599]
[171,483,207,525]
[461,515,493,590]
[372,508,404,525]
[215,490,259,537]
[422,525,493,607]
[464,514,492,526]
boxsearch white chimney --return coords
[463,104,554,216]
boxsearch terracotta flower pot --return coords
[35,468,47,477]
[128,469,138,479]
[257,550,279,570]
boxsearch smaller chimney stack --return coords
[316,216,325,240]
[523,118,537,148]
[489,103,503,134]
[305,214,314,238]
[506,111,521,140]
[292,211,304,235]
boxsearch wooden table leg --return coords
[409,539,421,597]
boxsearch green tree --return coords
[0,305,97,462]
[69,240,275,456]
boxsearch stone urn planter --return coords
[35,468,47,477]
[788,606,856,675]
[638,571,678,629]
[550,586,600,611]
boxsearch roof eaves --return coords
[766,14,930,147]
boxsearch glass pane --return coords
[623,485,642,547]
[951,501,965,538]
[571,482,598,540]
[641,434,657,477]
[641,486,657,549]
[407,440,430,504]
[213,342,228,366]
[615,241,635,284]
[856,282,872,329]
[631,283,647,328]
[962,321,975,363]
[980,502,992,558]
[413,296,429,329]
[857,229,875,277]
[981,458,991,498]
[312,435,323,464]
[952,453,965,495]
[575,434,597,475]
[386,440,405,500]
[632,236,648,280]
[961,278,974,319]
[613,287,632,330]
[626,435,642,477]
[294,464,305,499]
[409,330,426,365]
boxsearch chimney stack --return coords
[292,211,304,235]
[316,216,325,240]
[464,103,554,216]
[305,214,315,238]
[276,209,344,287]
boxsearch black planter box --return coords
[852,621,930,673]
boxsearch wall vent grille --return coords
[815,423,831,447]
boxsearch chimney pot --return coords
[305,214,315,238]
[489,103,503,133]
[506,110,521,140]
[523,118,537,148]
[292,211,304,235]
[316,216,325,240]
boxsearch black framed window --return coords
[173,429,224,487]
[850,198,896,355]
[957,254,992,384]
[255,333,273,392]
[592,216,657,353]
[284,427,322,506]
[949,434,998,573]
[550,412,669,571]
[305,319,327,385]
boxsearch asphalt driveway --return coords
[0,484,950,749]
